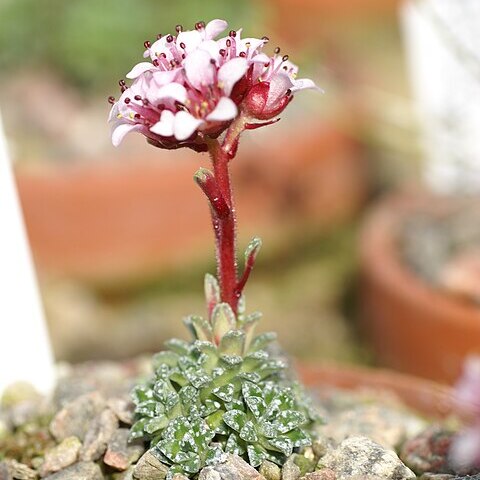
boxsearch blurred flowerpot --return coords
[360,190,480,384]
[298,362,455,419]
[18,122,366,284]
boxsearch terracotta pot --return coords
[18,123,366,283]
[298,362,456,419]
[359,190,480,384]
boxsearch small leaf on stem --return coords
[205,273,221,320]
[194,167,230,218]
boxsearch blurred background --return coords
[2,0,479,383]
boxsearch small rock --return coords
[259,460,281,480]
[199,454,265,480]
[323,405,425,450]
[80,408,118,461]
[319,435,415,480]
[0,459,37,479]
[133,449,169,480]
[304,469,336,480]
[107,397,134,426]
[50,392,105,442]
[1,383,40,409]
[172,475,189,480]
[282,457,301,480]
[312,436,336,460]
[43,461,103,480]
[39,436,81,477]
[419,474,455,480]
[104,429,144,470]
[111,467,134,480]
[400,426,456,475]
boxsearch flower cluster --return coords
[108,19,317,151]
[450,356,480,469]
[130,274,319,479]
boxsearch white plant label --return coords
[402,0,480,194]
[0,111,55,395]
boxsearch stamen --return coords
[239,52,246,57]
[134,95,142,101]
[226,39,231,48]
[274,47,281,54]
[144,40,151,49]
[152,59,160,67]
[175,24,183,33]
[119,79,126,86]
[282,55,289,62]
[107,96,115,105]
[166,34,174,43]
[262,36,269,42]
[195,21,205,30]
[156,33,163,40]
[124,97,131,104]
[229,30,236,37]
[179,42,186,49]
[219,49,226,56]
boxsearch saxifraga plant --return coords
[109,18,321,479]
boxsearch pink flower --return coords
[450,356,480,469]
[108,20,318,150]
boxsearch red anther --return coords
[282,54,289,62]
[119,79,126,86]
[226,39,231,48]
[261,36,269,42]
[229,30,236,37]
[239,52,246,58]
[134,113,141,119]
[175,24,183,33]
[134,95,142,101]
[144,40,151,49]
[107,96,115,105]
[274,47,280,54]
[166,34,174,43]
[152,59,160,67]
[124,97,131,104]
[156,33,162,40]
[179,42,186,49]
[219,49,226,56]
[195,21,205,30]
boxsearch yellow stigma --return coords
[117,114,123,119]
[129,112,135,119]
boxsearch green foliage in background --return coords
[0,0,262,93]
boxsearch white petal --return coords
[149,82,187,104]
[149,37,171,61]
[184,49,216,90]
[152,68,181,87]
[173,111,204,141]
[252,53,271,64]
[266,72,294,108]
[218,57,248,96]
[107,103,119,123]
[126,62,154,79]
[206,97,238,122]
[112,123,140,147]
[205,19,228,40]
[240,37,266,57]
[150,110,175,137]
[199,40,222,61]
[291,78,323,93]
[176,30,202,53]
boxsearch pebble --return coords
[107,397,135,426]
[282,457,301,480]
[312,436,336,460]
[50,392,105,442]
[80,409,118,461]
[133,449,169,480]
[303,469,336,480]
[42,461,103,479]
[199,454,265,480]
[401,426,458,475]
[319,435,415,480]
[323,404,426,450]
[260,460,281,480]
[104,429,144,470]
[0,459,37,479]
[39,436,81,477]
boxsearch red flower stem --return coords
[208,141,238,313]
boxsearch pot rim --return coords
[297,361,457,419]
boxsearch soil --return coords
[400,197,480,305]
